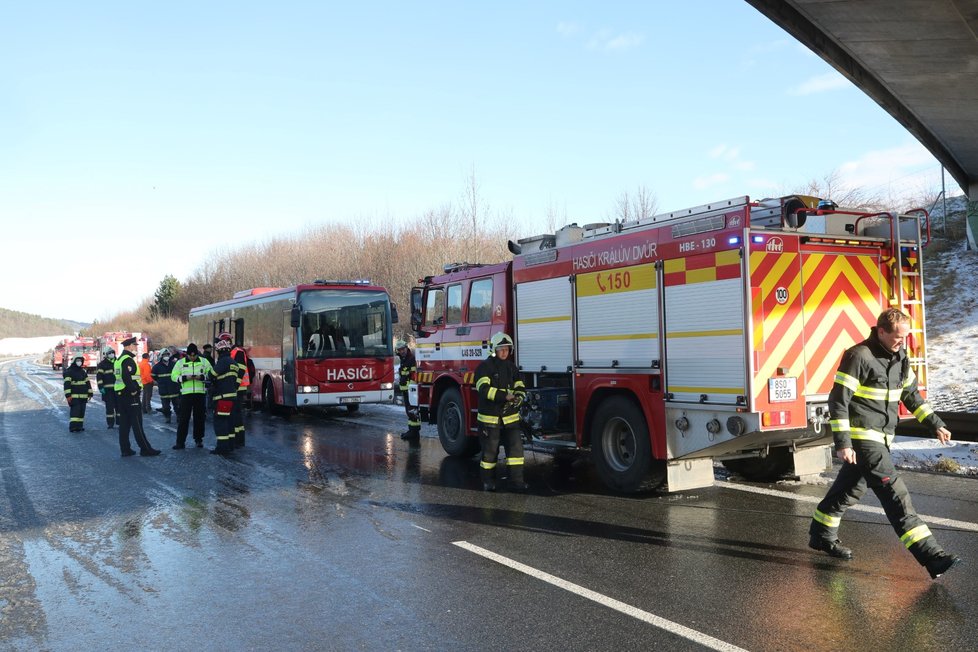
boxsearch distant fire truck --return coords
[52,340,66,370]
[409,195,932,492]
[97,332,150,360]
[188,280,399,413]
[64,337,101,373]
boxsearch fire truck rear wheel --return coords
[721,447,791,481]
[591,395,664,493]
[437,387,479,458]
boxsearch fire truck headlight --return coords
[299,385,319,393]
[380,382,394,390]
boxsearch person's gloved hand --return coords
[66,396,72,405]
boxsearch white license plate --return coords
[768,377,797,403]
[339,396,361,404]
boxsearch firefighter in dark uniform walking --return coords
[474,332,527,492]
[96,348,118,428]
[396,340,421,444]
[63,355,93,432]
[115,337,161,457]
[229,336,251,448]
[210,336,240,455]
[809,308,960,579]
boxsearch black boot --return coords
[508,466,528,492]
[808,534,853,560]
[403,425,421,445]
[480,467,496,492]
[926,553,961,579]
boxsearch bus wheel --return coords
[721,447,791,482]
[345,404,360,414]
[590,395,663,493]
[262,380,277,415]
[437,387,479,457]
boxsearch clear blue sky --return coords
[0,1,951,323]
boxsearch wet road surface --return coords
[1,358,976,651]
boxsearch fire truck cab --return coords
[410,195,931,492]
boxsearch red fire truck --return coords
[51,340,66,370]
[63,337,101,373]
[188,280,399,413]
[97,332,150,360]
[409,195,932,492]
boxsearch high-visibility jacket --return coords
[114,351,142,396]
[474,354,526,426]
[171,356,214,395]
[63,363,93,399]
[397,349,416,392]
[231,346,251,389]
[829,330,945,449]
[96,358,116,392]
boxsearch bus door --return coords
[282,311,297,407]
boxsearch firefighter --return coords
[96,347,118,428]
[229,336,251,448]
[210,336,240,455]
[115,337,161,457]
[170,342,213,449]
[152,349,179,424]
[63,355,93,432]
[396,340,421,444]
[809,308,960,579]
[474,332,527,492]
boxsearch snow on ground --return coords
[0,335,72,356]
[891,436,978,476]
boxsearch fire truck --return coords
[51,340,66,370]
[409,195,932,492]
[188,280,399,413]
[63,337,101,373]
[97,332,150,360]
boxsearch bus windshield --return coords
[297,289,392,359]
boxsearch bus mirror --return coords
[410,288,423,332]
[290,305,301,328]
[390,302,399,324]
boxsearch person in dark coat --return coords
[209,337,240,455]
[152,350,179,424]
[115,337,161,457]
[95,348,118,428]
[474,332,527,492]
[63,355,93,432]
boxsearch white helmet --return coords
[489,332,514,355]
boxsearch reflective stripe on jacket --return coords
[474,354,526,426]
[171,357,214,394]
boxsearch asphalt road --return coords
[1,358,976,651]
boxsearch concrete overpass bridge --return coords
[745,0,978,246]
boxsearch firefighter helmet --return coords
[215,338,232,352]
[104,347,116,356]
[489,332,514,354]
[395,340,407,350]
[217,332,233,344]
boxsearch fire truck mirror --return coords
[390,301,399,324]
[290,305,301,328]
[782,197,809,229]
[410,288,423,331]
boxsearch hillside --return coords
[0,307,86,338]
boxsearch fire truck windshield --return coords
[296,289,392,359]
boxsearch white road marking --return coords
[718,482,978,532]
[453,540,750,652]
[411,524,432,532]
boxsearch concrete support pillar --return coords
[968,182,978,251]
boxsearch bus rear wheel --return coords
[262,380,278,415]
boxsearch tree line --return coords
[0,307,80,339]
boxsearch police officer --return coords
[809,308,960,579]
[115,337,161,457]
[170,342,213,449]
[95,348,118,428]
[63,355,93,432]
[210,336,240,455]
[395,340,421,444]
[474,333,527,492]
[152,349,179,423]
[229,336,251,448]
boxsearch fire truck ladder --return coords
[889,210,930,387]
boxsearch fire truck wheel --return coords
[721,447,791,482]
[262,380,279,415]
[590,396,664,493]
[437,387,479,458]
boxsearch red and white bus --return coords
[188,280,398,413]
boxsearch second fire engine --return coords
[409,194,933,492]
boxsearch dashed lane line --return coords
[453,540,750,652]
[718,482,978,532]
